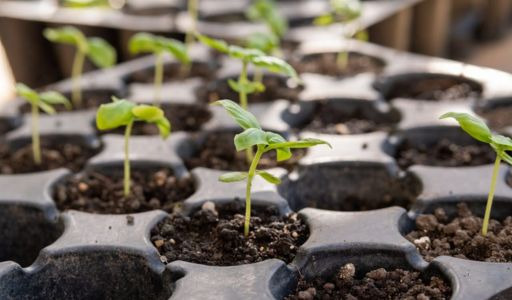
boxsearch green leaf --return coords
[131,105,164,121]
[219,172,248,182]
[266,138,332,150]
[154,117,171,139]
[96,99,136,130]
[212,100,261,129]
[256,170,281,184]
[332,0,362,21]
[228,46,265,61]
[40,91,72,110]
[157,37,190,64]
[234,128,268,151]
[440,112,492,144]
[129,32,159,54]
[16,83,39,105]
[498,150,512,165]
[246,32,279,55]
[43,26,88,53]
[87,37,116,68]
[314,13,334,26]
[61,0,110,8]
[264,131,291,161]
[195,33,230,54]
[227,79,265,94]
[251,55,299,80]
[491,134,512,150]
[38,101,56,114]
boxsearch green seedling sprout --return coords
[16,83,71,165]
[44,26,116,108]
[440,112,512,236]
[314,0,367,69]
[96,97,171,197]
[61,0,110,8]
[184,0,199,51]
[195,33,300,111]
[214,100,330,237]
[129,33,190,106]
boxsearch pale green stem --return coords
[244,145,264,237]
[253,68,263,87]
[71,49,85,107]
[154,52,164,106]
[31,103,41,165]
[482,155,501,236]
[123,121,134,197]
[336,51,348,70]
[185,0,198,52]
[239,61,248,110]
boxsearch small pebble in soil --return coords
[286,263,451,300]
[406,203,512,262]
[151,201,309,266]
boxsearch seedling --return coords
[44,26,116,107]
[16,83,71,165]
[184,0,199,51]
[314,0,367,68]
[129,33,190,106]
[215,100,330,237]
[246,0,287,42]
[195,33,300,110]
[440,112,512,236]
[96,97,171,196]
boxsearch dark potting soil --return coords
[294,52,385,77]
[102,104,211,135]
[286,263,451,300]
[19,90,113,113]
[296,103,394,135]
[0,119,15,136]
[200,75,301,104]
[406,203,512,263]
[184,131,305,171]
[383,77,482,101]
[395,138,495,169]
[53,169,195,214]
[477,106,512,130]
[126,62,216,83]
[151,201,308,265]
[0,141,97,174]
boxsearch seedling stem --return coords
[154,52,164,106]
[124,120,134,196]
[244,144,265,236]
[31,102,41,165]
[482,155,501,235]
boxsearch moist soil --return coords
[102,104,211,135]
[19,90,113,113]
[286,263,451,300]
[477,106,512,130]
[294,52,385,77]
[296,103,395,135]
[184,131,305,171]
[406,203,512,263]
[383,77,482,101]
[199,75,301,104]
[53,168,195,214]
[126,62,216,83]
[0,141,97,174]
[151,201,308,265]
[395,138,495,169]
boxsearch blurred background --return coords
[1,0,511,102]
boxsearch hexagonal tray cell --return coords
[474,98,512,131]
[123,60,219,84]
[0,251,175,299]
[293,52,386,77]
[0,135,101,174]
[0,204,63,267]
[52,163,196,214]
[279,164,421,212]
[389,126,495,170]
[178,129,306,172]
[374,73,483,102]
[290,99,399,135]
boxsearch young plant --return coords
[215,100,330,237]
[246,0,288,42]
[16,83,71,165]
[96,97,171,196]
[129,33,190,106]
[184,0,199,51]
[44,26,116,107]
[440,112,512,236]
[314,0,367,68]
[195,33,300,110]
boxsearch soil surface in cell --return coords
[0,141,97,174]
[184,131,305,171]
[0,119,15,136]
[54,168,195,214]
[395,138,495,169]
[383,76,482,101]
[103,104,211,135]
[200,75,301,104]
[406,203,512,262]
[286,263,451,300]
[296,103,395,135]
[19,91,113,113]
[126,62,216,83]
[478,106,512,130]
[294,52,385,77]
[151,201,308,265]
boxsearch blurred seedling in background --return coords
[16,83,71,165]
[215,100,330,236]
[96,97,171,196]
[184,0,199,51]
[44,26,116,107]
